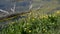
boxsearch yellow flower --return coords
[43,16,45,17]
[45,30,47,32]
[29,12,31,15]
[24,28,27,30]
[43,29,46,31]
[43,16,46,18]
[27,23,29,25]
[56,11,60,14]
[40,16,43,18]
[43,15,48,18]
[32,18,35,21]
[29,30,31,33]
[43,29,47,32]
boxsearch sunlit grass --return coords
[1,9,60,34]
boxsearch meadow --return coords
[0,9,60,34]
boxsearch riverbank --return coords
[1,9,60,34]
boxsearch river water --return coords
[0,0,60,17]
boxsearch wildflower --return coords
[43,16,46,18]
[49,15,51,17]
[56,11,60,14]
[43,29,46,31]
[52,23,55,25]
[42,29,47,32]
[32,18,35,21]
[29,30,31,33]
[24,28,27,30]
[40,16,43,18]
[42,15,48,18]
[11,22,15,24]
[45,30,47,32]
[24,28,27,31]
[27,23,29,25]
[43,16,45,18]
[29,12,31,15]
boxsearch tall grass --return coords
[0,10,60,34]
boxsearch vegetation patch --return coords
[0,10,60,34]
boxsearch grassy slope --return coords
[0,9,60,34]
[1,0,60,34]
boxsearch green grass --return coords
[0,9,60,34]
